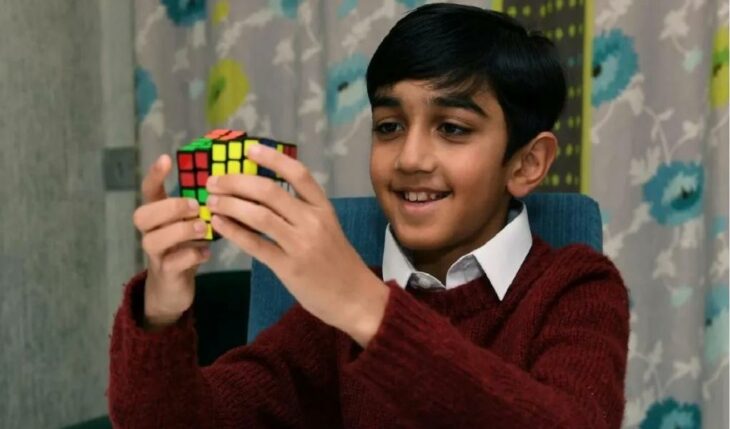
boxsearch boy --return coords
[109,4,629,428]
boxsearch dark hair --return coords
[366,3,566,160]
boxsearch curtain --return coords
[590,0,728,427]
[133,0,728,426]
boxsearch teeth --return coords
[403,191,447,202]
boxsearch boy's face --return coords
[369,80,513,259]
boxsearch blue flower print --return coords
[640,398,701,429]
[326,53,369,126]
[269,0,301,19]
[705,284,729,363]
[396,0,426,8]
[337,0,358,18]
[161,0,207,27]
[135,67,157,123]
[683,47,703,72]
[711,215,728,237]
[592,29,638,107]
[642,162,705,226]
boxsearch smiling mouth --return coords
[396,191,452,203]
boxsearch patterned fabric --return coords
[133,0,728,426]
[590,1,728,428]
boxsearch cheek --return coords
[445,155,507,220]
[370,143,396,183]
[369,146,390,190]
[447,150,505,194]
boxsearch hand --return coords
[132,154,211,330]
[205,145,389,346]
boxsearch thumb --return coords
[141,154,171,203]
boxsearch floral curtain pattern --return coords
[133,0,728,427]
[590,0,728,427]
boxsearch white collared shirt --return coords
[381,202,533,300]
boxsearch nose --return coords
[395,125,437,174]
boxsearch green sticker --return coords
[197,188,209,204]
[181,138,213,151]
[194,138,213,149]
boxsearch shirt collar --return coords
[381,201,533,300]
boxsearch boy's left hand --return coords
[205,144,389,346]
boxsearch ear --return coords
[505,132,558,198]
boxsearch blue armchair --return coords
[248,193,603,341]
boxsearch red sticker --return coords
[196,171,209,186]
[178,153,194,170]
[195,151,208,169]
[180,172,195,187]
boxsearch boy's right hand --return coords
[133,154,211,330]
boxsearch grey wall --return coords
[0,1,137,427]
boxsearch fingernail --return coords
[156,155,166,169]
[207,176,218,187]
[247,144,260,156]
[188,199,199,210]
[200,248,211,259]
[207,195,218,207]
[211,215,223,227]
[194,221,206,232]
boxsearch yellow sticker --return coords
[227,160,241,174]
[199,206,211,221]
[244,139,259,157]
[228,141,243,159]
[212,143,227,161]
[212,162,226,176]
[243,159,257,175]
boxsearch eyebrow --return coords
[371,93,487,118]
[433,95,487,117]
[370,95,401,109]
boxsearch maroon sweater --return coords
[108,238,629,428]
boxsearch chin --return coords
[391,223,449,251]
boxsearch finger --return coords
[207,174,306,225]
[134,197,200,233]
[207,194,294,248]
[211,214,283,267]
[244,144,327,206]
[164,238,210,256]
[142,218,208,258]
[158,245,211,275]
[142,154,172,203]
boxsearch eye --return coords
[438,122,471,137]
[373,121,404,135]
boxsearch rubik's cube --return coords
[177,129,298,240]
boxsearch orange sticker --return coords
[205,128,230,138]
[220,130,246,141]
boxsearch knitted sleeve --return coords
[107,271,339,429]
[344,250,630,429]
